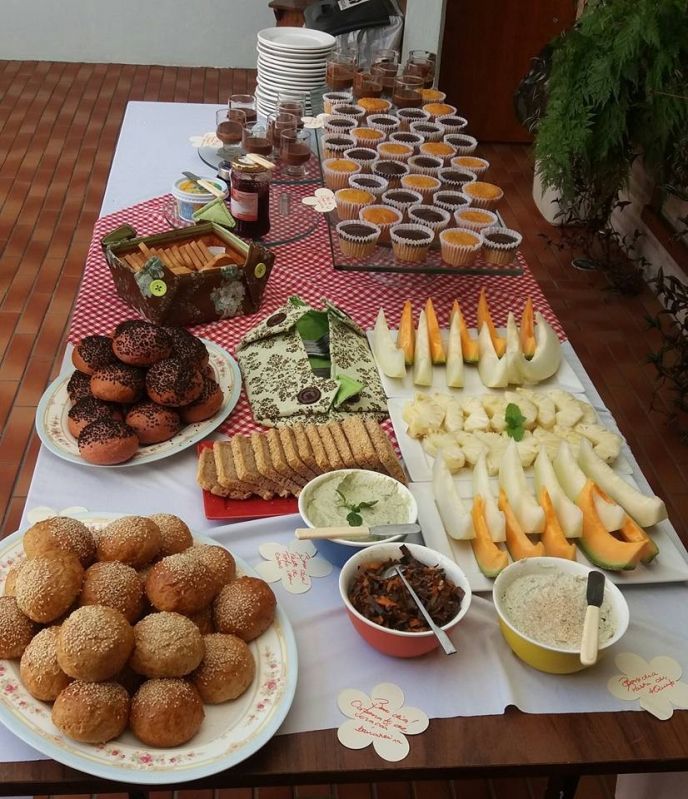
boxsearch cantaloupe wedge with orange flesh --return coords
[539,488,577,560]
[477,288,506,358]
[520,297,536,359]
[398,300,415,366]
[471,496,509,578]
[425,298,446,365]
[452,300,479,363]
[576,480,645,571]
[596,482,659,564]
[498,489,545,561]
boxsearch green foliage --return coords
[535,0,688,219]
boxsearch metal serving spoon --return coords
[383,564,457,656]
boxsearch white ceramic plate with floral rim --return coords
[34,339,241,468]
[0,513,298,784]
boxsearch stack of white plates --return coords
[256,27,336,117]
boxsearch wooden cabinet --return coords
[439,0,577,142]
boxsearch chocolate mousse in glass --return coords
[229,94,257,123]
[326,53,356,92]
[371,62,398,100]
[393,76,424,109]
[277,91,306,128]
[353,70,383,100]
[242,123,273,157]
[405,50,437,88]
[216,108,246,158]
[280,128,312,177]
[267,111,298,155]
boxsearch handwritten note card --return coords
[302,187,337,213]
[608,652,688,720]
[189,132,222,148]
[337,683,429,761]
[254,540,332,594]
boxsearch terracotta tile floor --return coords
[3,59,687,798]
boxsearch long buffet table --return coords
[3,101,688,795]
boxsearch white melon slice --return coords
[413,309,432,386]
[533,448,583,537]
[472,452,506,542]
[372,308,406,378]
[505,312,526,385]
[432,453,474,540]
[477,323,508,388]
[446,306,464,388]
[499,438,545,533]
[577,439,667,528]
[519,312,562,383]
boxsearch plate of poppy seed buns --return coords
[0,512,298,784]
[35,320,241,467]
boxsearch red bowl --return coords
[339,542,472,658]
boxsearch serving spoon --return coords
[383,564,457,656]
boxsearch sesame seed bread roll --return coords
[191,633,255,704]
[52,681,130,744]
[147,513,193,557]
[23,516,96,568]
[79,561,144,623]
[0,596,39,658]
[57,605,134,682]
[97,516,162,568]
[145,551,217,615]
[3,561,24,596]
[213,576,276,642]
[130,678,205,747]
[188,544,236,592]
[129,612,205,678]
[20,626,72,701]
[15,552,84,624]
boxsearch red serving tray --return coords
[198,441,299,521]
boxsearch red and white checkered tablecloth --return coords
[70,193,565,437]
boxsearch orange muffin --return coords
[462,181,504,209]
[419,141,457,162]
[400,174,442,203]
[421,89,446,103]
[422,102,457,120]
[454,208,499,232]
[335,188,375,219]
[439,228,482,267]
[452,155,490,176]
[359,204,403,244]
[352,127,385,147]
[356,97,392,115]
[322,157,362,190]
[376,142,413,161]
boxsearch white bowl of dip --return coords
[298,469,417,567]
[493,557,629,674]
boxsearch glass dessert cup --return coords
[280,128,312,177]
[216,108,246,159]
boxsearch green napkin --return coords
[192,197,236,228]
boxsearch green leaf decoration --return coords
[347,511,363,527]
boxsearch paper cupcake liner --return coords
[323,92,352,114]
[352,132,387,151]
[359,205,403,244]
[453,209,499,232]
[336,220,381,258]
[432,190,472,213]
[419,143,458,165]
[396,108,431,132]
[322,134,356,159]
[463,187,504,210]
[407,204,451,238]
[323,160,362,190]
[381,189,424,219]
[349,173,389,198]
[439,229,483,267]
[331,104,366,122]
[377,143,414,162]
[372,160,411,189]
[445,134,478,154]
[390,223,435,262]
[343,147,380,174]
[367,114,401,135]
[480,226,523,265]
[407,155,444,176]
[409,121,445,142]
[357,98,393,117]
[438,168,477,192]
[324,117,358,135]
[335,189,375,220]
[437,115,468,134]
[388,132,424,151]
[451,156,490,177]
[421,90,447,104]
[423,103,458,121]
[400,176,442,204]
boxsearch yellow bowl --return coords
[493,557,629,674]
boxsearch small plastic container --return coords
[171,177,228,223]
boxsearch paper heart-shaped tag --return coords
[302,113,330,129]
[302,187,336,213]
[608,652,688,720]
[253,540,332,593]
[190,132,222,148]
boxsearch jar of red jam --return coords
[229,158,271,239]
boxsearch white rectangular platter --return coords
[410,480,688,592]
[366,328,585,398]
[387,396,634,483]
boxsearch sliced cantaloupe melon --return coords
[498,489,545,561]
[451,300,479,364]
[616,514,659,565]
[425,298,446,365]
[477,288,506,357]
[520,297,536,359]
[539,488,577,560]
[397,300,414,366]
[471,496,509,578]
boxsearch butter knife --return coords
[181,170,225,198]
[295,523,421,541]
[580,570,606,666]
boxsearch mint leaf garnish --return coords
[505,402,526,441]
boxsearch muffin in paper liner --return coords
[432,190,473,214]
[437,115,469,135]
[481,226,523,265]
[335,187,376,220]
[377,142,414,162]
[336,220,381,259]
[343,146,380,173]
[400,174,442,204]
[323,91,352,115]
[462,180,505,210]
[351,127,386,149]
[349,173,389,200]
[419,141,458,165]
[323,116,358,136]
[407,204,452,239]
[422,102,458,121]
[357,97,393,116]
[438,167,477,192]
[439,228,483,267]
[445,133,478,154]
[331,103,366,123]
[322,157,362,190]
[389,131,424,152]
[452,155,490,177]
[407,154,444,177]
[322,133,356,159]
[453,208,499,233]
[421,88,447,104]
[409,121,445,142]
[381,188,424,220]
[359,204,403,244]
[367,114,401,136]
[397,107,431,132]
[372,159,411,189]
[390,223,435,263]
